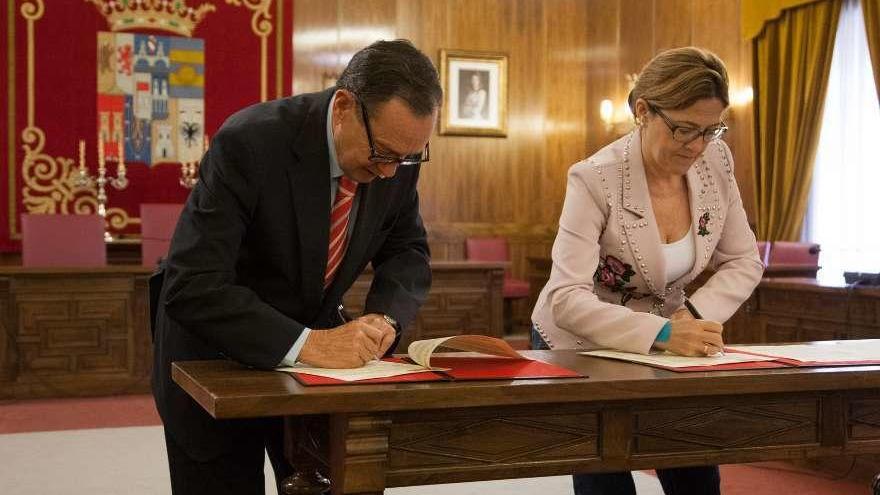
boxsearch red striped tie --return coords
[324,176,357,287]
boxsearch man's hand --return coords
[654,319,724,356]
[358,313,397,356]
[298,319,389,368]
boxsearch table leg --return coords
[328,413,391,495]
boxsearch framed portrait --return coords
[439,50,508,137]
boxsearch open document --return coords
[727,340,880,366]
[582,339,880,372]
[278,335,581,385]
[581,349,778,368]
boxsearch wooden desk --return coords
[727,278,880,344]
[0,266,154,399]
[0,261,504,400]
[173,344,880,494]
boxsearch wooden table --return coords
[0,266,154,399]
[726,278,880,344]
[0,261,504,400]
[173,343,880,494]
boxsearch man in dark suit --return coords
[151,39,441,494]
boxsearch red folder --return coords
[290,357,583,386]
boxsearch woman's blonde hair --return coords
[627,47,729,112]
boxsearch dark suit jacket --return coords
[151,88,431,460]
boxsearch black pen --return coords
[685,298,723,356]
[683,298,703,319]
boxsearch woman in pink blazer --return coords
[531,47,764,495]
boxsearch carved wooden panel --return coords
[850,398,880,441]
[758,289,849,322]
[0,268,152,399]
[343,262,504,348]
[387,406,599,472]
[632,400,819,455]
[0,278,12,382]
[16,297,129,374]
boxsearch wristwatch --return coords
[382,314,401,334]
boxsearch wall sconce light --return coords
[730,86,754,107]
[599,98,633,135]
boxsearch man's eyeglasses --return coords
[357,97,430,167]
[647,103,728,144]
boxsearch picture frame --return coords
[439,49,508,137]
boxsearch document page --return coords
[277,360,431,382]
[580,349,778,368]
[278,334,523,381]
[728,340,880,363]
[407,334,523,368]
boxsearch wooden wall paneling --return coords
[542,0,589,227]
[423,0,515,226]
[396,0,449,235]
[584,0,621,156]
[337,0,397,67]
[652,0,694,52]
[292,0,756,333]
[293,0,340,94]
[691,0,757,224]
[619,0,655,85]
[508,0,547,227]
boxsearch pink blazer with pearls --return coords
[531,130,763,354]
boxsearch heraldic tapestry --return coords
[1,0,293,251]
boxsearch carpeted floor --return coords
[0,395,871,495]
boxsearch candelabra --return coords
[180,135,209,189]
[75,136,129,242]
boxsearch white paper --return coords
[728,340,880,363]
[580,349,778,368]
[279,334,524,382]
[407,334,523,368]
[277,360,432,382]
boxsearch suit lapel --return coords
[678,156,715,286]
[620,131,666,295]
[287,89,335,312]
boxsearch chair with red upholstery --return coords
[767,241,820,266]
[465,237,531,332]
[766,241,821,277]
[21,214,106,267]
[140,203,184,267]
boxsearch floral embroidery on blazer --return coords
[698,211,711,236]
[594,255,647,305]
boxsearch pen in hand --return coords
[336,304,352,323]
[684,298,724,356]
[683,298,703,319]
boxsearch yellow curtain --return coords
[742,0,827,39]
[753,0,842,241]
[864,0,880,103]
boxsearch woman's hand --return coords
[654,318,724,356]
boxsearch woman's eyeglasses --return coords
[648,103,728,144]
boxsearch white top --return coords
[662,228,696,282]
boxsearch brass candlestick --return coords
[75,136,129,241]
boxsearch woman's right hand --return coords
[656,319,724,356]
